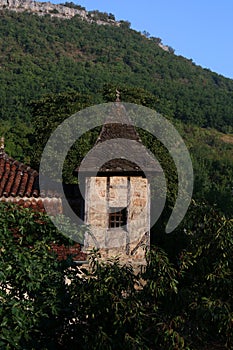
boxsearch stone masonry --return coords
[84,175,150,267]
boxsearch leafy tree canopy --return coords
[0,10,233,132]
[0,202,232,349]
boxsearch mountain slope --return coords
[0,8,233,131]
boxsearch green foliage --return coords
[29,90,97,183]
[0,7,232,350]
[29,84,233,213]
[177,124,233,216]
[0,119,32,163]
[88,10,115,22]
[0,203,73,349]
[175,202,233,348]
[1,10,233,132]
[62,2,86,11]
[102,83,159,108]
[0,9,232,214]
[1,202,232,349]
[61,249,187,350]
[146,201,233,349]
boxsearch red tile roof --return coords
[51,243,87,261]
[0,148,64,215]
[0,151,39,198]
[0,147,87,262]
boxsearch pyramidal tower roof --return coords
[95,96,141,144]
[77,93,162,175]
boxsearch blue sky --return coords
[52,0,233,79]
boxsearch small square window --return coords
[109,207,127,229]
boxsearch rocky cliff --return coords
[0,0,121,26]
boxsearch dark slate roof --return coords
[0,151,39,198]
[95,102,141,144]
[100,158,141,172]
[77,102,162,175]
[96,122,141,143]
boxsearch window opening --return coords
[109,207,127,228]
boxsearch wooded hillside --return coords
[0,5,233,350]
[0,9,233,132]
[0,6,232,216]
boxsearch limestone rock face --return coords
[1,0,81,18]
[0,0,120,26]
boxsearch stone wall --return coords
[84,176,150,267]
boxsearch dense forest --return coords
[0,8,232,215]
[0,3,233,349]
[0,202,232,349]
[0,9,233,132]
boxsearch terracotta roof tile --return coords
[11,170,23,196]
[0,148,86,262]
[51,243,87,261]
[0,152,39,197]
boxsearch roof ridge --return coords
[0,153,39,176]
[0,147,39,197]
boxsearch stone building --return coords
[77,100,162,267]
[0,99,162,267]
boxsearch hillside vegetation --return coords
[0,6,232,216]
[0,5,233,349]
[0,9,233,132]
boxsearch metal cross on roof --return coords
[116,89,121,102]
[0,136,4,154]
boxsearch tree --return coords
[0,201,232,349]
[176,201,233,348]
[119,20,131,29]
[0,118,32,163]
[0,203,184,349]
[29,91,95,183]
[142,30,150,38]
[108,13,115,21]
[0,203,73,348]
[150,36,162,44]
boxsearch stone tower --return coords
[76,100,162,267]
